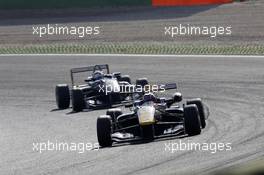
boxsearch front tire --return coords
[184,104,201,136]
[106,108,122,123]
[97,115,113,147]
[72,89,85,112]
[136,78,149,96]
[55,84,70,109]
[187,98,206,129]
[136,78,149,87]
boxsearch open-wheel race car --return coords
[96,83,209,147]
[55,64,149,112]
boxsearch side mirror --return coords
[113,72,121,79]
[84,77,93,82]
[173,92,182,102]
[164,83,177,90]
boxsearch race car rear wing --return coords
[70,64,110,87]
[162,83,177,90]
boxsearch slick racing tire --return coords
[119,75,131,84]
[184,104,201,136]
[55,84,70,109]
[136,78,149,87]
[187,98,206,129]
[72,89,85,112]
[136,78,149,95]
[97,115,113,147]
[106,108,123,122]
[142,125,154,140]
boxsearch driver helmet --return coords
[92,71,104,80]
[143,93,156,102]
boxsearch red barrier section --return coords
[152,0,233,6]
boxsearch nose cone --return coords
[137,106,156,125]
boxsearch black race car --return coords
[55,64,149,112]
[96,84,209,147]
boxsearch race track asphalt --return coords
[0,55,263,175]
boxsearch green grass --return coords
[0,0,151,9]
[1,43,264,55]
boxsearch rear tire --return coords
[184,104,201,136]
[119,75,131,84]
[97,115,113,147]
[72,89,85,112]
[55,84,70,109]
[187,98,206,129]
